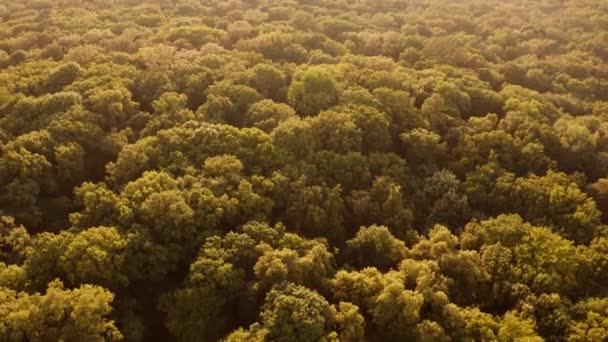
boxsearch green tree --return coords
[244,99,295,132]
[160,258,245,341]
[343,225,407,271]
[288,68,340,116]
[255,282,336,342]
[0,280,122,341]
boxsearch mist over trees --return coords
[1,0,607,340]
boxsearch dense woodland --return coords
[0,0,607,340]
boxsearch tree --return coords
[247,64,288,101]
[255,282,336,342]
[335,302,366,342]
[580,237,608,296]
[343,225,407,271]
[234,32,308,63]
[400,128,447,174]
[166,25,226,49]
[0,280,122,341]
[374,87,424,136]
[461,215,585,296]
[569,298,608,342]
[253,243,335,292]
[348,177,414,240]
[160,258,245,341]
[244,99,295,132]
[342,104,392,153]
[182,68,215,110]
[413,170,471,231]
[271,117,316,160]
[308,110,362,153]
[309,151,372,192]
[59,226,128,289]
[199,81,263,127]
[46,62,83,93]
[1,0,607,339]
[131,68,175,111]
[141,92,195,135]
[281,178,345,241]
[288,68,340,116]
[42,43,65,61]
[83,87,140,132]
[9,50,26,65]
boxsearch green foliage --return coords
[344,225,407,271]
[160,258,245,341]
[288,67,340,116]
[256,282,336,342]
[0,280,122,341]
[0,0,607,341]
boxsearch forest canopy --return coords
[1,0,607,341]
